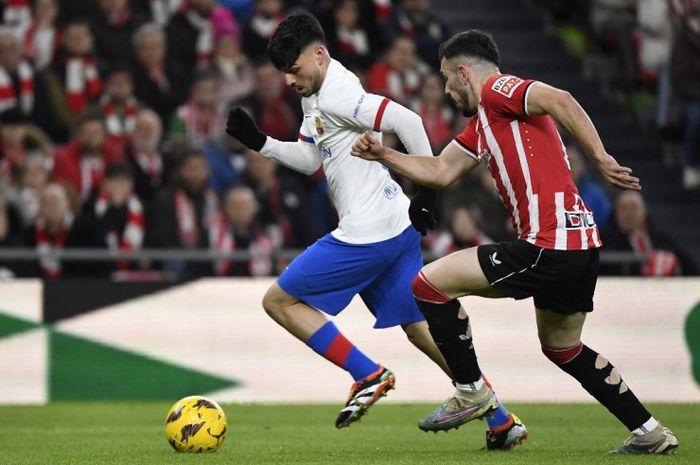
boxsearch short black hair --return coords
[267,12,325,71]
[438,30,500,66]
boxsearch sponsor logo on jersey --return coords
[315,116,325,135]
[353,94,365,119]
[383,182,400,199]
[489,252,502,266]
[564,211,596,229]
[491,75,524,98]
[320,145,332,159]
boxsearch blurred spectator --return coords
[567,143,612,228]
[410,73,456,151]
[57,0,100,23]
[600,190,697,276]
[82,163,144,269]
[209,32,255,105]
[590,0,639,89]
[125,108,170,206]
[0,28,50,124]
[95,65,140,148]
[131,23,187,125]
[637,0,673,129]
[237,61,301,141]
[139,0,184,25]
[220,0,255,24]
[444,165,514,242]
[52,112,124,204]
[43,20,102,140]
[669,0,700,189]
[425,205,492,257]
[385,0,451,69]
[241,0,285,62]
[169,70,225,149]
[166,0,238,79]
[323,0,376,69]
[0,108,52,185]
[5,151,51,226]
[147,149,231,278]
[0,193,26,279]
[243,149,313,247]
[25,182,108,279]
[23,0,62,70]
[223,185,278,276]
[204,135,246,197]
[91,0,148,65]
[366,35,429,104]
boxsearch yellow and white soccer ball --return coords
[164,395,228,453]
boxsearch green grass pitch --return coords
[1,403,697,464]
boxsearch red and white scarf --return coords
[4,0,31,29]
[176,102,224,147]
[95,189,144,252]
[0,61,34,114]
[101,95,138,140]
[628,231,681,277]
[35,214,72,279]
[337,27,369,56]
[23,23,61,69]
[174,189,232,275]
[65,56,102,114]
[135,152,163,180]
[80,156,105,200]
[185,9,213,66]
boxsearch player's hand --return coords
[595,153,641,190]
[409,187,438,236]
[350,132,385,161]
[225,107,267,151]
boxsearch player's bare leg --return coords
[536,308,678,455]
[262,282,395,428]
[402,321,452,377]
[411,248,527,449]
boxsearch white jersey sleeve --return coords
[259,133,323,175]
[318,78,433,157]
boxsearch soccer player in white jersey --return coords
[225,13,527,448]
[352,30,678,455]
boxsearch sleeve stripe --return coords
[522,81,538,116]
[298,133,314,144]
[373,97,391,131]
[451,139,479,161]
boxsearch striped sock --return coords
[307,321,379,381]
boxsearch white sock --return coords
[632,417,659,436]
[455,378,484,392]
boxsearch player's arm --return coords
[225,107,322,175]
[351,133,478,189]
[525,83,641,190]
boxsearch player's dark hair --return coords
[438,30,500,66]
[267,12,326,71]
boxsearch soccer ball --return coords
[164,395,228,453]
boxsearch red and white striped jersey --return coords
[453,74,602,251]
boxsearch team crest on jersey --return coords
[315,116,325,135]
[320,145,332,159]
[491,75,524,98]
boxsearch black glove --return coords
[225,107,267,151]
[409,186,438,236]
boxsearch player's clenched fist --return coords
[351,132,385,161]
[225,107,268,151]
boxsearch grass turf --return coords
[0,403,697,464]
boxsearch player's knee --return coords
[541,341,583,365]
[411,271,450,304]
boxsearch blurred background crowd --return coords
[0,0,696,280]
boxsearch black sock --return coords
[416,298,482,384]
[545,343,652,430]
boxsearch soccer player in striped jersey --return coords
[225,14,527,448]
[351,30,678,455]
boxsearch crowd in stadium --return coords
[0,0,696,280]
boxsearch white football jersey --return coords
[299,59,412,244]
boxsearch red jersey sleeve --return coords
[481,74,537,118]
[453,116,479,161]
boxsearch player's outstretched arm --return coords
[525,83,641,191]
[351,132,476,189]
[225,107,322,175]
